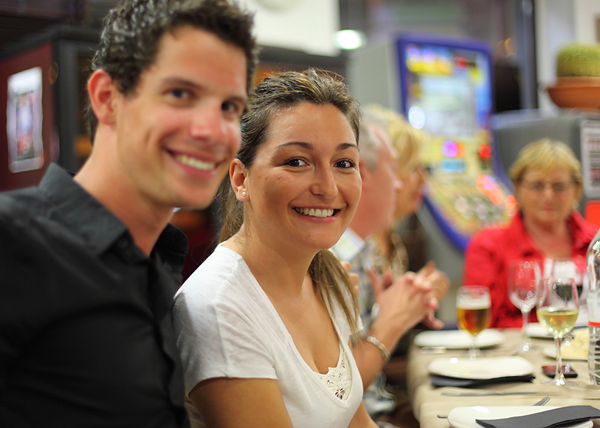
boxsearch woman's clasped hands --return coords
[367,267,444,335]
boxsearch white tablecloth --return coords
[406,329,600,428]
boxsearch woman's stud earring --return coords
[241,191,247,197]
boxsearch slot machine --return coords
[348,33,516,321]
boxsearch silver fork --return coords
[534,396,551,406]
[436,395,550,418]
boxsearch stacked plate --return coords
[542,328,589,361]
[448,406,593,428]
[428,356,534,380]
[427,356,535,387]
[526,323,554,339]
[414,329,504,349]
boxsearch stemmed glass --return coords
[549,258,586,346]
[551,258,585,299]
[536,276,579,386]
[456,286,491,359]
[507,260,541,352]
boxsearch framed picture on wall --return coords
[6,66,44,173]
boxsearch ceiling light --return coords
[334,30,365,50]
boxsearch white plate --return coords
[414,329,504,349]
[427,356,534,379]
[448,405,593,428]
[543,345,587,361]
[526,323,554,339]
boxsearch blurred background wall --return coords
[1,0,600,322]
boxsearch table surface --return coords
[406,329,600,428]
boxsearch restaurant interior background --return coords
[1,0,599,323]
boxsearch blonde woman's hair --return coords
[364,104,427,173]
[509,138,583,202]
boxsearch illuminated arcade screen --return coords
[396,37,517,250]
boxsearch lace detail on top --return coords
[315,343,352,400]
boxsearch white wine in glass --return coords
[507,260,540,352]
[536,277,579,386]
[549,258,586,346]
[456,286,491,359]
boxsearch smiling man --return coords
[0,1,256,427]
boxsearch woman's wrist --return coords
[363,334,391,362]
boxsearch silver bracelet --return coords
[364,335,391,362]
[371,303,381,320]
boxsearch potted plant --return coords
[547,43,600,109]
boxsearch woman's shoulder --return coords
[175,245,253,304]
[469,223,511,245]
[465,217,524,259]
[473,212,524,240]
[569,210,599,240]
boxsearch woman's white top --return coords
[316,342,353,400]
[173,245,363,428]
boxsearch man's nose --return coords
[190,103,228,143]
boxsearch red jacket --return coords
[463,211,598,328]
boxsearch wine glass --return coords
[550,258,585,299]
[507,260,540,352]
[549,258,586,345]
[536,276,579,386]
[456,286,491,359]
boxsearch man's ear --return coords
[230,159,249,201]
[87,69,118,126]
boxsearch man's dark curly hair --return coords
[86,0,257,141]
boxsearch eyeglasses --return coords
[520,180,574,193]
[401,163,427,176]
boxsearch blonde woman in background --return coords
[465,139,597,328]
[366,105,449,302]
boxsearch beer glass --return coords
[456,286,491,359]
[536,277,579,386]
[507,260,540,352]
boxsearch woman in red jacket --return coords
[464,139,598,328]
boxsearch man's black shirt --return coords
[0,164,189,427]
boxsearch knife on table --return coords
[442,391,560,396]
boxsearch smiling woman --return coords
[173,69,378,428]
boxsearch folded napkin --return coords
[476,405,600,428]
[431,374,535,388]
